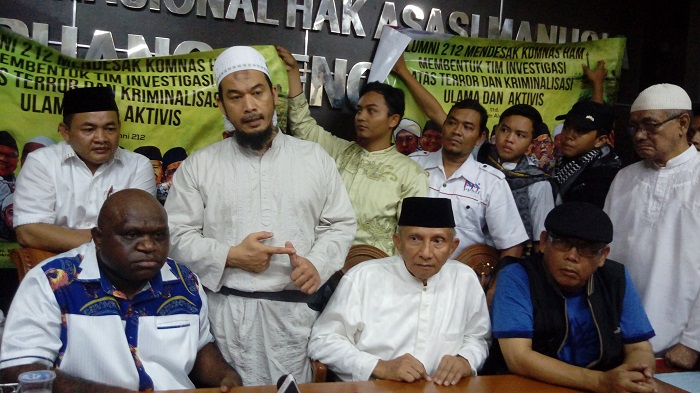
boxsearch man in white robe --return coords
[604,83,700,370]
[165,46,356,385]
[308,197,490,385]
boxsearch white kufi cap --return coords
[214,46,270,86]
[393,118,422,139]
[630,83,691,112]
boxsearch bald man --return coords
[0,189,241,391]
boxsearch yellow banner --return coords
[0,29,289,266]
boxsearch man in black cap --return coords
[308,197,490,385]
[486,202,656,392]
[553,101,621,208]
[134,145,164,184]
[13,86,155,253]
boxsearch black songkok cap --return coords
[398,197,455,228]
[162,147,188,168]
[0,131,17,151]
[62,87,119,116]
[134,146,163,161]
[544,202,613,244]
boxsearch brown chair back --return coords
[342,244,389,273]
[454,243,499,289]
[9,248,57,281]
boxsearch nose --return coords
[242,94,257,112]
[563,246,580,262]
[94,128,109,142]
[419,240,432,259]
[136,235,156,252]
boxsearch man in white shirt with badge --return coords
[605,84,700,370]
[410,99,528,259]
[165,46,356,385]
[309,197,490,384]
[13,87,156,253]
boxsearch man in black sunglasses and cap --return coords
[486,202,656,393]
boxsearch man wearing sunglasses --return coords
[605,84,700,370]
[486,202,656,393]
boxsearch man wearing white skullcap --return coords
[165,46,356,385]
[604,83,700,370]
[277,46,427,256]
[393,118,421,155]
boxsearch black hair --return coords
[448,99,488,134]
[359,82,405,118]
[498,104,543,140]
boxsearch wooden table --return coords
[159,374,688,393]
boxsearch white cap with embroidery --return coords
[214,46,270,86]
[631,83,691,112]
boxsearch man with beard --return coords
[165,46,356,385]
[605,84,700,370]
[411,99,527,260]
[13,87,155,253]
[277,46,427,255]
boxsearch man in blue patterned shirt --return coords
[0,189,241,391]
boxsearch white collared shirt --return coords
[605,146,700,354]
[411,150,528,256]
[13,141,156,229]
[308,255,491,381]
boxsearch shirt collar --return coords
[75,241,173,297]
[425,149,477,180]
[657,145,697,169]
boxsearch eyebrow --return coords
[224,83,266,94]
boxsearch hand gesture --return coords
[391,53,410,78]
[373,353,428,382]
[596,363,656,393]
[431,355,472,386]
[276,45,297,71]
[226,232,295,273]
[583,60,607,85]
[665,343,699,370]
[287,241,321,294]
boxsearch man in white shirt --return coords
[165,46,356,385]
[13,87,156,253]
[604,83,700,370]
[410,99,528,259]
[308,197,490,384]
[0,189,241,391]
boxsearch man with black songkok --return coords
[13,86,155,253]
[308,197,490,385]
[486,202,656,392]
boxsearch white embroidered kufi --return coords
[214,46,270,86]
[393,118,422,139]
[630,83,691,112]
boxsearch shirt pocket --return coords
[138,314,199,374]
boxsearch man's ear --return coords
[594,134,609,148]
[392,232,400,250]
[58,123,70,142]
[597,245,610,268]
[538,231,548,253]
[450,237,460,256]
[388,114,401,130]
[91,227,102,250]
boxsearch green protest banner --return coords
[377,29,626,133]
[0,29,289,267]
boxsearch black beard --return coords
[233,125,274,151]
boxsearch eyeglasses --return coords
[627,113,684,136]
[547,234,605,258]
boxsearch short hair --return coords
[448,99,488,134]
[359,82,405,118]
[499,104,543,139]
[423,120,442,133]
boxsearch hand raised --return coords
[226,232,295,273]
[287,241,321,294]
[582,60,607,85]
[276,46,297,71]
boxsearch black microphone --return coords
[276,374,300,393]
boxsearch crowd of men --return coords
[0,44,698,393]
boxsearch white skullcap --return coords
[630,83,692,112]
[26,136,56,147]
[214,46,270,86]
[393,118,422,139]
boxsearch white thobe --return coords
[14,141,156,229]
[165,131,356,385]
[308,256,491,381]
[604,146,700,354]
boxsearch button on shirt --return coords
[0,242,213,391]
[411,150,528,257]
[13,141,156,229]
[308,256,491,381]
